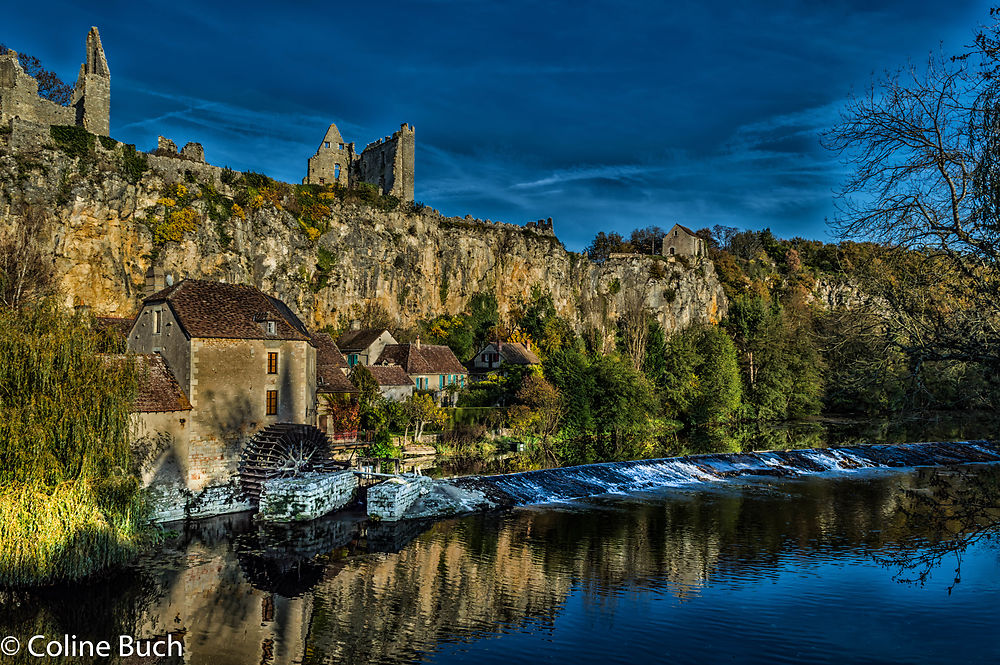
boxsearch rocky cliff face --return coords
[0,137,727,336]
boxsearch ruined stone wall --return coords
[367,476,431,521]
[0,54,77,127]
[356,123,414,201]
[0,28,110,136]
[258,471,358,521]
[305,123,353,186]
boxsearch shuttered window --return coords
[267,352,278,374]
[266,390,278,415]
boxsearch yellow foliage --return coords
[248,194,265,209]
[166,183,187,199]
[231,203,246,220]
[156,197,176,208]
[260,186,283,208]
[150,206,199,245]
[319,192,337,202]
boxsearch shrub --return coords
[118,144,148,184]
[49,125,95,159]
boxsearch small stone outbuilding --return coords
[662,223,707,258]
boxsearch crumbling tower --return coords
[73,27,110,136]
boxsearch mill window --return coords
[267,352,278,374]
[348,354,358,367]
[324,141,330,148]
[339,143,345,150]
[334,164,341,179]
[670,247,675,256]
[266,390,278,415]
[153,309,162,334]
[266,320,277,335]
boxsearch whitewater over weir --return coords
[469,440,1000,505]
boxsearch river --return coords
[1,458,998,664]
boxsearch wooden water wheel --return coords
[238,423,347,504]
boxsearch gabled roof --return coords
[671,223,700,238]
[141,279,310,341]
[494,341,540,366]
[376,343,467,375]
[367,364,414,387]
[337,328,393,352]
[311,332,357,393]
[102,353,191,413]
[95,316,135,341]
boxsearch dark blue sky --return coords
[4,1,993,250]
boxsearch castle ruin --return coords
[0,27,110,135]
[305,122,415,201]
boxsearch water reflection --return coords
[1,466,998,664]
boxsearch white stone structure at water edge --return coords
[367,476,433,521]
[257,471,358,522]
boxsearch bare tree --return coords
[618,277,650,371]
[0,205,53,310]
[822,43,1000,371]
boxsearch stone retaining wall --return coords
[258,471,358,522]
[367,476,432,521]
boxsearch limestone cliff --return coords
[0,135,727,336]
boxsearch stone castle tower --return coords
[305,122,415,201]
[0,27,110,135]
[73,27,110,135]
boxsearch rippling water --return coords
[2,463,998,664]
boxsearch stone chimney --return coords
[350,319,361,331]
[415,336,421,350]
[144,266,165,297]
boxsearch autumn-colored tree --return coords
[402,393,448,445]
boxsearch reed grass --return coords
[0,481,148,587]
[0,302,150,587]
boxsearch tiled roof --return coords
[102,353,191,412]
[143,279,310,341]
[376,343,467,375]
[319,368,358,393]
[673,223,700,238]
[337,328,391,351]
[498,341,540,365]
[367,364,414,387]
[95,316,134,341]
[312,332,349,370]
[312,332,357,393]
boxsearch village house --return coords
[470,340,540,380]
[375,339,468,406]
[337,326,398,367]
[367,364,416,402]
[127,277,319,519]
[662,223,707,257]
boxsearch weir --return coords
[472,440,1000,505]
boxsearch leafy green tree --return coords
[542,348,595,436]
[587,354,660,460]
[688,325,742,424]
[585,231,631,262]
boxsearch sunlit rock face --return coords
[0,142,727,338]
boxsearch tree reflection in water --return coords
[874,464,1000,593]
